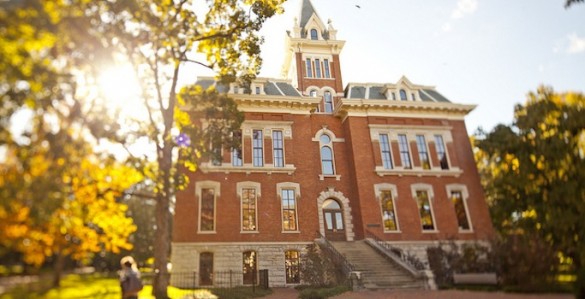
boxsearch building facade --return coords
[172,0,494,287]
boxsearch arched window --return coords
[324,91,333,113]
[310,89,318,97]
[399,89,407,101]
[319,134,335,175]
[310,29,318,40]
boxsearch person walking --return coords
[119,256,143,299]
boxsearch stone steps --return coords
[331,240,425,290]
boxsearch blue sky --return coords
[256,0,585,133]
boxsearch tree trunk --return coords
[152,142,173,299]
[52,251,65,288]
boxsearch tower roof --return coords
[299,0,318,29]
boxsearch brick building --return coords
[172,0,494,288]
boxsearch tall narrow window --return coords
[416,190,435,231]
[273,130,284,167]
[255,86,261,94]
[379,134,393,169]
[281,189,298,231]
[232,130,242,166]
[434,135,449,169]
[285,250,301,284]
[397,134,412,169]
[252,130,263,167]
[451,191,471,230]
[381,190,398,231]
[310,29,318,40]
[241,188,257,231]
[211,143,222,166]
[319,134,335,175]
[199,252,214,286]
[399,89,407,101]
[315,59,322,78]
[324,91,333,113]
[416,135,430,169]
[323,59,331,78]
[305,58,312,78]
[200,188,215,232]
[242,251,257,285]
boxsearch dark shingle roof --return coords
[418,90,434,102]
[264,82,282,96]
[422,89,451,103]
[349,86,366,99]
[299,0,317,31]
[276,82,302,97]
[368,86,386,100]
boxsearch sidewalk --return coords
[262,288,299,299]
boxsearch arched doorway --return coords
[322,198,346,241]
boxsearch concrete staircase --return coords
[331,240,425,290]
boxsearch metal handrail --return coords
[315,231,354,277]
[364,229,426,272]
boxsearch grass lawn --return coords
[0,274,272,299]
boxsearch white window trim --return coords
[374,183,401,233]
[272,129,286,167]
[196,181,220,234]
[301,55,335,80]
[277,182,301,233]
[369,125,461,176]
[411,183,438,233]
[415,134,432,170]
[397,133,413,170]
[445,184,474,233]
[237,182,261,233]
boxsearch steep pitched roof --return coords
[299,0,318,30]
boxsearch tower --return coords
[282,0,345,113]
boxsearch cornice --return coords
[336,99,476,120]
[234,94,320,114]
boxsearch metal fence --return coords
[141,270,269,298]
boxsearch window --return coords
[242,251,257,285]
[200,188,215,232]
[399,89,407,101]
[397,134,412,169]
[323,59,331,78]
[285,250,300,284]
[305,58,312,78]
[415,190,435,231]
[232,130,242,166]
[309,89,317,97]
[273,130,284,167]
[411,93,416,101]
[281,189,298,231]
[310,28,318,40]
[324,91,333,113]
[380,190,398,231]
[255,86,261,94]
[379,134,393,169]
[241,188,257,231]
[416,135,430,169]
[199,252,213,286]
[234,86,239,94]
[451,191,471,230]
[211,143,222,166]
[392,93,396,100]
[319,134,335,175]
[252,130,263,167]
[434,135,449,169]
[315,59,322,78]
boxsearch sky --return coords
[253,0,585,133]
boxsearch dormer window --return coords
[255,86,261,94]
[399,89,407,101]
[310,29,318,40]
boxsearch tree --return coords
[475,86,585,295]
[1,1,285,297]
[566,0,584,8]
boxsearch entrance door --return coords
[323,199,346,241]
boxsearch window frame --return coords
[415,135,431,170]
[411,184,437,232]
[196,181,220,233]
[305,58,313,78]
[434,134,450,170]
[446,184,473,232]
[252,129,264,167]
[397,134,412,169]
[285,250,301,284]
[379,133,393,169]
[324,91,334,113]
[231,130,243,167]
[281,188,299,232]
[315,58,322,78]
[272,130,284,167]
[323,59,331,78]
[399,89,407,101]
[310,28,318,40]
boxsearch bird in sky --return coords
[355,4,361,9]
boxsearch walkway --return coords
[262,288,572,299]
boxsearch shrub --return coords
[300,244,337,287]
